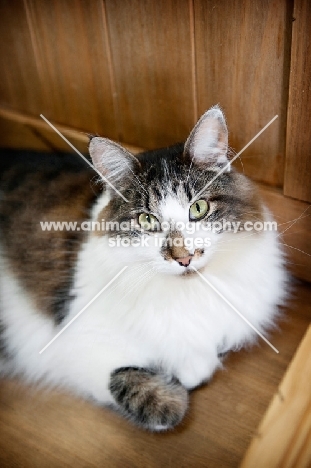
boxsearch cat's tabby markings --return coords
[109,367,188,430]
[0,106,286,431]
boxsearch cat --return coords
[0,106,286,431]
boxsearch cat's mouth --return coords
[175,260,200,276]
[181,268,197,277]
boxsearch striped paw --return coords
[109,367,188,431]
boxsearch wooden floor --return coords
[0,281,310,468]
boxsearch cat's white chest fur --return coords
[64,228,285,391]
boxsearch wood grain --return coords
[105,0,196,148]
[0,283,310,467]
[0,106,144,155]
[0,0,302,190]
[194,0,293,186]
[284,0,311,203]
[0,0,44,115]
[241,325,311,468]
[0,116,52,152]
[14,0,117,138]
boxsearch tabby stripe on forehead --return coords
[145,190,151,212]
[171,179,179,194]
[183,182,192,202]
[152,185,162,200]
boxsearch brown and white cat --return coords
[0,106,286,431]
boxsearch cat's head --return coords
[89,106,264,275]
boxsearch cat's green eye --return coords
[189,199,209,220]
[138,213,159,231]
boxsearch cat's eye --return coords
[138,213,159,231]
[189,199,209,220]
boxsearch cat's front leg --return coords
[109,367,188,431]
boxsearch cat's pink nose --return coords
[176,255,192,267]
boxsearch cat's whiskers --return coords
[215,223,311,261]
[278,242,311,258]
[215,209,305,246]
[277,206,310,239]
[214,241,311,265]
[277,213,310,227]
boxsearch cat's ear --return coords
[89,137,141,184]
[184,105,229,170]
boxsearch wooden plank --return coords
[14,0,118,138]
[194,0,293,186]
[241,325,311,468]
[0,0,44,114]
[105,0,196,149]
[0,116,52,152]
[0,106,144,155]
[284,0,311,203]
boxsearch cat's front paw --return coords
[109,367,188,431]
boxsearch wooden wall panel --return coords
[0,116,51,152]
[284,0,311,203]
[0,0,44,114]
[105,0,196,149]
[25,0,118,137]
[0,106,144,155]
[194,0,293,186]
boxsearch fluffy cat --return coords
[0,106,286,431]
